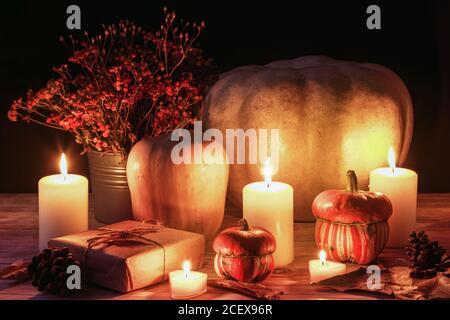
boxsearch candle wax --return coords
[370,167,418,247]
[39,174,88,251]
[309,260,346,283]
[243,181,294,268]
[169,270,207,299]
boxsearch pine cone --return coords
[406,231,448,278]
[27,247,81,295]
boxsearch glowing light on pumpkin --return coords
[388,146,396,174]
[263,158,272,188]
[60,153,68,180]
[319,250,326,266]
[182,260,191,278]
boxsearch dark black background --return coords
[1,0,449,193]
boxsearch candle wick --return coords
[321,261,324,267]
[391,167,395,175]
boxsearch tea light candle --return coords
[309,250,346,283]
[369,147,418,247]
[243,159,294,268]
[39,154,88,251]
[169,261,207,299]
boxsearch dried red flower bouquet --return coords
[8,8,217,158]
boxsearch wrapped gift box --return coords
[48,220,205,292]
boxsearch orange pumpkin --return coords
[202,55,413,221]
[127,134,229,239]
[312,170,392,264]
[213,219,276,283]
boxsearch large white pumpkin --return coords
[202,56,413,221]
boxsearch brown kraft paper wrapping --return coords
[48,220,205,292]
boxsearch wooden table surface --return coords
[1,193,449,300]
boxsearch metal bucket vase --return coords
[87,151,133,223]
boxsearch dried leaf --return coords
[208,279,283,300]
[313,267,397,296]
[0,259,30,282]
[396,274,450,300]
[313,265,450,300]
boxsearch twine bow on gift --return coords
[84,219,167,280]
[86,219,162,249]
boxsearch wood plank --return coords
[0,193,449,300]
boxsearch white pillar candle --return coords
[169,261,207,299]
[39,154,88,251]
[243,159,294,268]
[309,251,346,283]
[369,147,418,248]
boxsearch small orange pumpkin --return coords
[213,219,276,283]
[312,170,393,264]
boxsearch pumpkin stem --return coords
[346,170,359,192]
[238,219,250,231]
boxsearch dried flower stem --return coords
[8,8,218,159]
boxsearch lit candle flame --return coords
[263,158,272,188]
[388,146,396,174]
[182,260,191,278]
[60,153,68,180]
[319,250,326,266]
